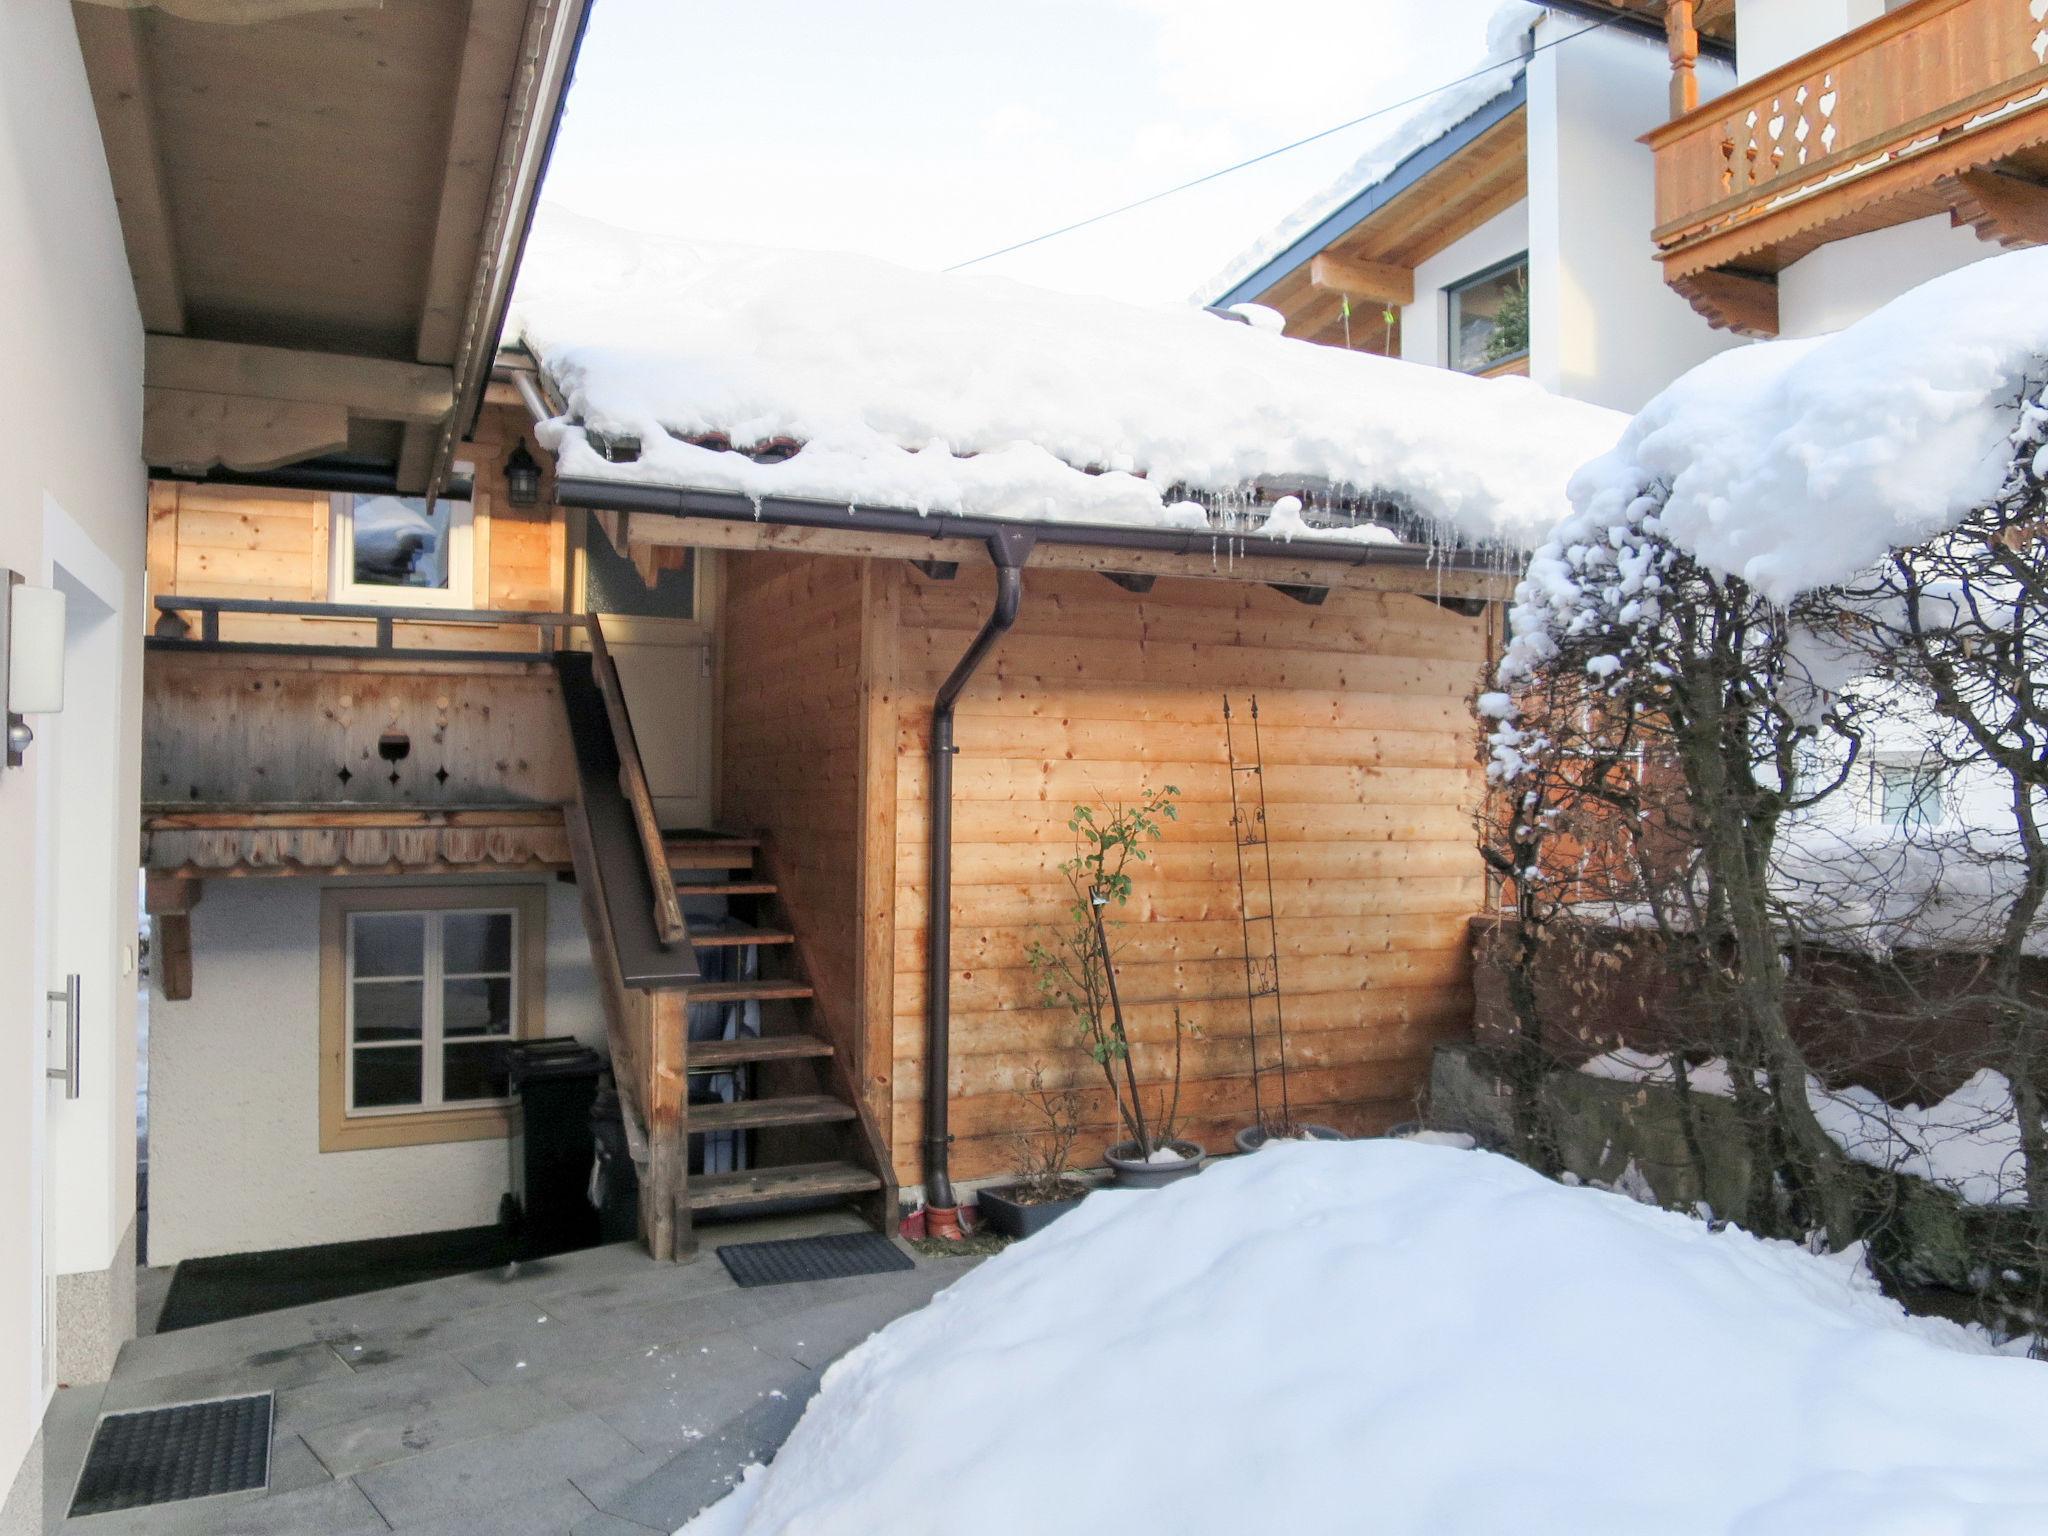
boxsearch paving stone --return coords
[302,1380,578,1477]
[98,1341,353,1413]
[352,1409,637,1529]
[569,1510,667,1536]
[592,1384,816,1533]
[265,1433,336,1495]
[272,1355,484,1436]
[38,1381,109,1528]
[60,1477,387,1536]
[385,1477,603,1536]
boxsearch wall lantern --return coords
[3,572,66,768]
[503,441,542,507]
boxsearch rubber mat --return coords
[69,1393,272,1517]
[716,1231,914,1287]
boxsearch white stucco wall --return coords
[1397,202,1530,373]
[1738,0,1886,80]
[148,878,607,1265]
[1776,214,1993,338]
[0,0,145,1509]
[1527,18,1742,412]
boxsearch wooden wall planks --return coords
[887,563,1489,1184]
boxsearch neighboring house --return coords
[1201,3,1742,412]
[1641,0,2047,337]
[1,0,584,1526]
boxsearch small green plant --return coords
[1484,278,1529,364]
[1025,785,1188,1156]
[1008,1064,1086,1204]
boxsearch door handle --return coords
[47,973,79,1100]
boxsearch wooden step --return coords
[664,836,759,871]
[691,1094,857,1133]
[674,881,778,897]
[691,926,794,949]
[688,1159,882,1212]
[688,1033,834,1070]
[682,980,814,1004]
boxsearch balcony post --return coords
[1666,0,1700,117]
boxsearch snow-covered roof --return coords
[507,208,1622,555]
[1197,2,1540,309]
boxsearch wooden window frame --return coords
[319,884,547,1152]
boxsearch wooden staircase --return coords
[556,621,892,1262]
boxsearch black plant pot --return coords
[1234,1123,1347,1155]
[1104,1139,1205,1188]
[975,1183,1087,1239]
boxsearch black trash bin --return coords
[589,1079,641,1245]
[508,1037,604,1259]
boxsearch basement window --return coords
[319,885,547,1151]
[1447,255,1529,374]
[328,465,477,608]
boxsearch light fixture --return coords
[3,572,67,769]
[503,441,542,507]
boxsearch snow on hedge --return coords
[508,209,1622,548]
[680,1142,2048,1535]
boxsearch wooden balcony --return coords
[1647,0,2048,333]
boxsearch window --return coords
[1447,255,1529,374]
[1873,755,1945,830]
[328,468,476,607]
[320,885,547,1151]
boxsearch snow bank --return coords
[1536,249,2048,611]
[1195,3,1540,306]
[508,208,1621,549]
[1582,1051,2030,1206]
[680,1142,2048,1535]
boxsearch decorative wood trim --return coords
[317,882,548,1153]
[1946,167,2048,246]
[1671,267,1781,337]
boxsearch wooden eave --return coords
[141,804,574,879]
[75,0,588,494]
[1242,105,1529,352]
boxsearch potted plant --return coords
[1027,786,1204,1188]
[975,1067,1091,1239]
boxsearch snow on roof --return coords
[507,208,1623,553]
[1195,2,1540,308]
[677,1141,2048,1535]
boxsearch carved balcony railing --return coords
[1647,0,2048,333]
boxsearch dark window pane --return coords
[444,1041,511,1102]
[443,912,513,975]
[352,980,424,1041]
[443,977,512,1038]
[351,495,459,590]
[352,913,424,978]
[1449,259,1529,373]
[353,1046,423,1108]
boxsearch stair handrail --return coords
[584,612,690,946]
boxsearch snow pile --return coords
[1773,818,2048,958]
[680,1142,2048,1535]
[1196,2,1541,305]
[508,208,1621,549]
[1581,1051,2030,1206]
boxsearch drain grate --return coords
[717,1232,915,1288]
[69,1393,272,1517]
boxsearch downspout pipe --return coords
[923,526,1036,1232]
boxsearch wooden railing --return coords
[583,612,690,945]
[1648,0,2048,270]
[151,594,585,659]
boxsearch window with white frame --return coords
[328,466,476,607]
[346,907,517,1114]
[1873,754,1946,830]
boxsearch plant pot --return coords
[1234,1123,1347,1155]
[975,1183,1088,1238]
[1104,1139,1205,1188]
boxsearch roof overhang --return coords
[75,0,591,495]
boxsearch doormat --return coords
[69,1393,272,1517]
[717,1231,915,1288]
[156,1224,520,1332]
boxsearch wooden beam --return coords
[1665,0,1701,118]
[415,0,529,364]
[1946,169,2048,249]
[155,914,194,1002]
[143,389,348,474]
[1308,253,1415,307]
[72,4,185,332]
[144,336,454,423]
[143,872,202,915]
[646,991,691,1261]
[1671,267,1779,337]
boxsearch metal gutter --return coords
[1208,76,1528,310]
[552,477,1502,575]
[922,527,1037,1231]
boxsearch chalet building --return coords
[0,1,585,1525]
[1201,4,1744,412]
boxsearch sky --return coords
[539,0,1511,307]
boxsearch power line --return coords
[943,12,1623,273]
